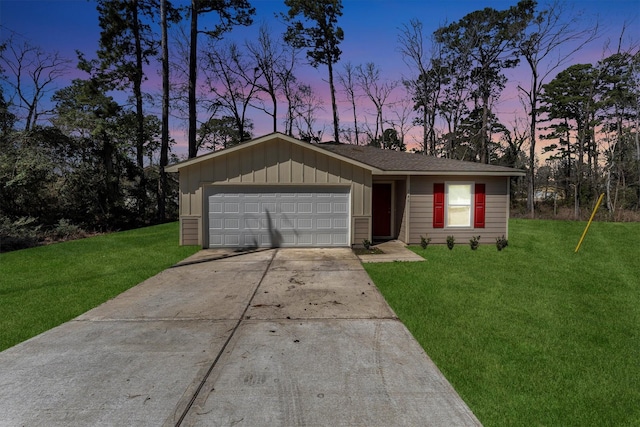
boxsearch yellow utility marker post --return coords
[575,193,605,253]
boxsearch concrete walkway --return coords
[0,248,480,426]
[358,240,426,263]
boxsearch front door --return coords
[372,183,392,237]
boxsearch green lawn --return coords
[364,219,640,426]
[0,222,200,351]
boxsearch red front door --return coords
[372,183,392,237]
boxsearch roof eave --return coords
[373,170,526,177]
[165,132,383,174]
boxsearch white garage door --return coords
[207,186,350,248]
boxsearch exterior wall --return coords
[407,176,509,245]
[394,179,407,241]
[180,217,200,246]
[177,137,373,246]
[353,217,370,246]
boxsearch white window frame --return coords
[445,182,473,228]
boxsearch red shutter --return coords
[474,183,486,228]
[433,183,445,228]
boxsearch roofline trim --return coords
[165,132,382,173]
[372,170,526,177]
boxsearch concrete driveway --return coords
[0,248,480,426]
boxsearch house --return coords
[165,132,525,248]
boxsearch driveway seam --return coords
[173,248,277,427]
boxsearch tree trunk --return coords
[635,110,640,209]
[481,97,489,164]
[528,85,538,218]
[327,59,339,143]
[132,0,147,217]
[188,0,198,158]
[158,0,169,221]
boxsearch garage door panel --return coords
[281,202,296,214]
[334,202,348,214]
[244,218,261,229]
[298,218,313,229]
[316,218,332,229]
[245,202,260,214]
[317,203,332,214]
[207,186,350,248]
[298,203,313,214]
[333,218,348,229]
[280,217,295,230]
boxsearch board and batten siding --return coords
[177,137,372,246]
[406,176,509,244]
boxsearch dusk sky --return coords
[1,0,639,155]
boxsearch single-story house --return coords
[166,132,525,248]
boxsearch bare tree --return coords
[246,24,286,133]
[356,62,398,144]
[291,83,325,142]
[337,61,360,144]
[387,96,415,151]
[398,19,443,155]
[274,42,303,137]
[518,0,599,217]
[0,37,70,132]
[202,41,260,144]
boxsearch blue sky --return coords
[1,0,639,153]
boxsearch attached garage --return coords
[206,185,350,248]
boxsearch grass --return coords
[0,222,200,351]
[364,219,640,426]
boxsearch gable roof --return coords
[166,132,525,177]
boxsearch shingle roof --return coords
[317,143,524,175]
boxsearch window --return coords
[433,183,485,229]
[447,183,472,227]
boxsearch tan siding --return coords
[241,148,253,182]
[407,176,510,245]
[395,180,407,243]
[265,141,279,181]
[340,161,353,184]
[213,156,227,183]
[353,216,371,245]
[291,144,304,183]
[315,154,328,182]
[201,160,214,182]
[398,200,408,243]
[253,144,267,183]
[226,151,241,183]
[303,149,315,183]
[328,157,341,183]
[180,217,200,246]
[363,172,372,216]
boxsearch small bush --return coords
[48,219,85,241]
[469,235,481,250]
[446,235,455,250]
[362,239,372,250]
[496,235,509,251]
[420,235,431,249]
[0,216,41,252]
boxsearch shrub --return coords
[446,235,455,250]
[362,239,372,250]
[420,235,431,249]
[48,219,86,241]
[496,235,509,251]
[0,216,41,252]
[469,235,481,250]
